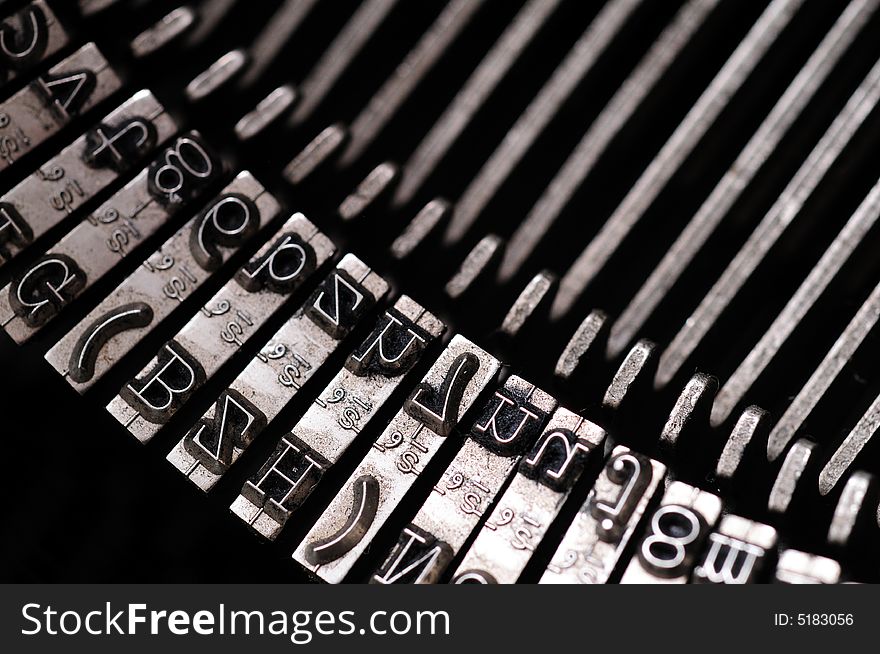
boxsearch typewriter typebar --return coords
[295,335,501,583]
[369,375,558,584]
[620,481,723,584]
[106,213,335,443]
[7,0,880,585]
[228,256,393,539]
[230,289,445,540]
[541,445,666,584]
[45,171,281,390]
[451,406,607,584]
[774,549,842,584]
[0,131,221,342]
[0,90,176,266]
[0,42,121,172]
[170,254,396,492]
[692,515,778,584]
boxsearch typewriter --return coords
[2,0,879,584]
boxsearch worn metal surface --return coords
[167,254,392,491]
[619,481,722,584]
[1,131,222,343]
[541,445,666,584]
[0,43,121,172]
[0,91,176,266]
[45,172,280,390]
[451,406,605,584]
[231,292,444,539]
[106,213,335,443]
[370,375,557,583]
[294,335,501,583]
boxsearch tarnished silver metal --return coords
[130,7,195,59]
[78,0,120,15]
[821,394,880,495]
[293,335,501,583]
[444,0,644,244]
[282,123,347,185]
[371,375,556,584]
[602,338,655,410]
[338,162,398,221]
[768,278,880,461]
[337,0,485,167]
[713,170,880,427]
[554,0,806,321]
[45,172,280,391]
[185,50,248,102]
[182,0,234,47]
[288,0,399,126]
[555,309,607,380]
[619,481,722,584]
[444,234,502,299]
[499,271,556,338]
[106,213,335,443]
[768,438,816,513]
[0,131,222,343]
[608,0,877,355]
[235,85,297,142]
[393,0,563,207]
[693,515,777,584]
[170,255,394,492]
[541,445,665,584]
[238,0,319,88]
[715,405,768,480]
[0,91,177,267]
[0,43,121,172]
[390,198,450,259]
[500,0,720,283]
[230,293,445,539]
[370,375,557,584]
[451,406,605,583]
[660,372,718,446]
[827,471,876,547]
[657,45,880,389]
[775,549,841,584]
[0,1,69,88]
[608,0,876,356]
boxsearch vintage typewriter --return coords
[3,0,879,584]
